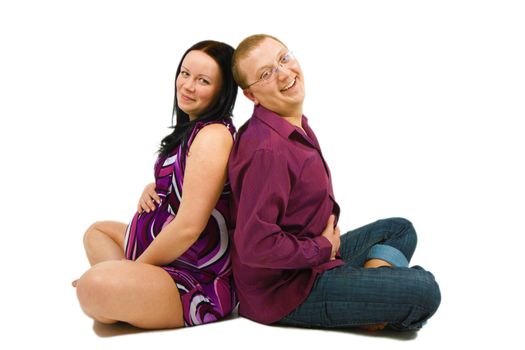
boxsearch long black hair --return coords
[159,40,238,156]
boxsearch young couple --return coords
[73,35,441,331]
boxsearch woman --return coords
[73,40,238,329]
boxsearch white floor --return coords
[3,222,520,350]
[8,281,519,350]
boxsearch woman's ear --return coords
[243,89,259,105]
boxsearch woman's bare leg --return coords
[83,221,127,266]
[75,260,184,329]
[73,221,128,287]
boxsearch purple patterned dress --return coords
[124,119,237,326]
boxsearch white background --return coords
[1,0,524,348]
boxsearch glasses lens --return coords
[249,52,294,87]
[261,69,273,81]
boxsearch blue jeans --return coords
[277,218,441,331]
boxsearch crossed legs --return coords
[74,221,184,329]
[278,218,441,331]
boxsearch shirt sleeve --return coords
[233,149,332,269]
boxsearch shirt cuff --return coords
[367,244,409,267]
[313,235,333,263]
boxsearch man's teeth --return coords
[282,78,296,91]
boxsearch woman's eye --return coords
[180,71,190,77]
[198,78,210,85]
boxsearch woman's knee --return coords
[76,262,119,317]
[83,221,105,247]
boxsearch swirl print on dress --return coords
[124,119,237,326]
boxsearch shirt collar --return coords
[253,105,311,140]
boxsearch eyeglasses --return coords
[245,51,296,89]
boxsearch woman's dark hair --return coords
[159,40,238,156]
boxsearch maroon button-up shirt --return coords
[228,105,344,324]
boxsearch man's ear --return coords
[243,89,259,105]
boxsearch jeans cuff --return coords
[367,244,409,267]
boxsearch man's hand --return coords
[321,214,340,260]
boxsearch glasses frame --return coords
[245,51,295,89]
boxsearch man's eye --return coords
[260,70,272,80]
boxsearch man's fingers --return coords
[326,214,335,229]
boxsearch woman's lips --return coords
[180,93,195,102]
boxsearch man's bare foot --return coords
[364,258,392,268]
[360,260,391,330]
[360,322,388,331]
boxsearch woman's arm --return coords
[136,124,233,266]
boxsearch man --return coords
[228,34,440,331]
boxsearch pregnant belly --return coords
[125,207,175,259]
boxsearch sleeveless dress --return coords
[123,119,237,326]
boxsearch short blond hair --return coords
[232,34,286,89]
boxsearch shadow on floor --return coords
[273,323,418,341]
[92,310,240,337]
[91,305,417,340]
[331,327,418,341]
[93,321,160,337]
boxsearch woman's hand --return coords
[137,183,161,213]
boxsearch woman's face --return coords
[176,50,223,120]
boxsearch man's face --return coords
[240,38,305,117]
